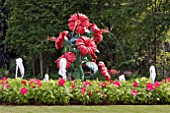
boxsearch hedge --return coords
[1,77,170,105]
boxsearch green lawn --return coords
[0,105,170,113]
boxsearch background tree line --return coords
[0,0,170,79]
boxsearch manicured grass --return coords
[1,105,170,113]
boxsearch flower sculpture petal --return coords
[76,36,97,55]
[68,13,90,34]
[48,31,69,49]
[90,23,109,43]
[98,61,111,81]
[55,52,76,68]
[90,53,97,62]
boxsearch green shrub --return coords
[1,77,170,105]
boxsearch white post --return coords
[43,73,49,82]
[58,58,67,80]
[119,75,126,81]
[149,65,156,83]
[15,58,25,79]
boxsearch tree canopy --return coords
[1,0,170,78]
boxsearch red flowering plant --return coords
[48,13,110,81]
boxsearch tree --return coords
[0,0,10,68]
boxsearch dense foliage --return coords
[0,0,10,68]
[1,77,170,105]
[0,0,170,79]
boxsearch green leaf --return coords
[71,70,81,80]
[83,54,92,62]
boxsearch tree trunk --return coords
[46,66,49,74]
[32,59,35,76]
[40,52,43,77]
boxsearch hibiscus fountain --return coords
[48,13,111,81]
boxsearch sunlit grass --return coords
[1,105,170,113]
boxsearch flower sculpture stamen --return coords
[76,36,97,56]
[68,13,90,34]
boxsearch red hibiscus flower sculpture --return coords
[68,13,90,34]
[90,23,109,43]
[55,52,76,68]
[76,36,97,55]
[48,13,113,81]
[48,31,69,49]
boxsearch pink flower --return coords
[161,79,166,83]
[133,81,139,87]
[131,90,137,96]
[58,78,66,86]
[68,13,90,34]
[83,80,91,87]
[4,84,9,89]
[20,87,28,95]
[167,78,170,82]
[1,77,8,85]
[89,90,93,95]
[48,31,69,49]
[113,80,120,87]
[146,82,153,91]
[72,83,76,89]
[55,52,76,69]
[29,79,42,88]
[102,82,107,88]
[102,93,107,98]
[97,83,101,86]
[1,77,8,81]
[96,89,100,93]
[76,36,97,55]
[153,81,160,88]
[81,87,86,96]
[109,80,113,84]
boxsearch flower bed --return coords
[1,77,170,105]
